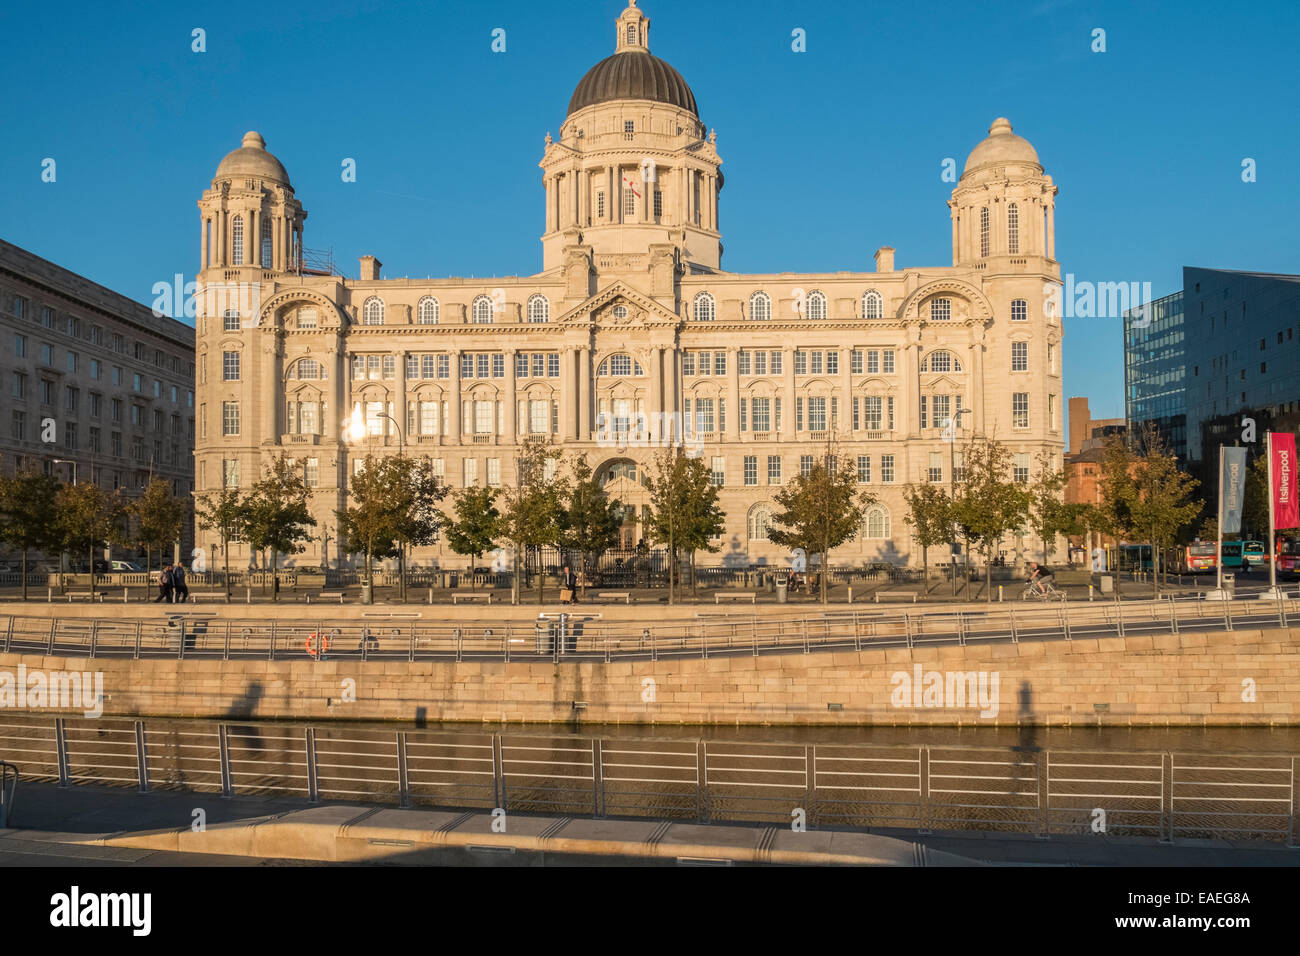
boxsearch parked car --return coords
[110,560,144,572]
[70,559,111,573]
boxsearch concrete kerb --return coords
[62,805,983,866]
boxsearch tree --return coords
[950,437,1031,602]
[194,486,245,599]
[497,437,566,604]
[1026,451,1070,564]
[1129,423,1203,596]
[1091,436,1140,548]
[0,469,61,600]
[902,482,951,592]
[132,478,189,573]
[337,454,400,603]
[644,449,726,603]
[1242,451,1270,540]
[443,485,500,590]
[768,446,873,604]
[243,455,316,602]
[386,455,447,602]
[558,454,622,581]
[54,482,128,600]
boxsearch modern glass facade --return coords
[1124,290,1186,457]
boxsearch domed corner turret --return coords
[214,131,293,189]
[948,117,1057,266]
[198,130,308,277]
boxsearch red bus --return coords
[1277,538,1300,578]
[1168,541,1218,573]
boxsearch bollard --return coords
[847,586,853,604]
[998,585,1003,602]
[1089,584,1094,602]
[47,587,53,603]
[245,586,252,604]
[428,587,434,605]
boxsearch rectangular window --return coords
[487,458,501,487]
[66,351,78,373]
[623,182,636,217]
[1011,299,1028,322]
[882,350,895,374]
[852,396,859,430]
[89,426,101,453]
[774,397,782,431]
[866,350,879,374]
[953,451,966,483]
[933,394,951,428]
[13,333,26,358]
[810,351,823,375]
[10,410,24,441]
[63,424,77,450]
[406,354,419,379]
[682,352,695,376]
[516,353,529,377]
[223,459,240,489]
[929,452,943,483]
[751,397,770,432]
[463,458,478,486]
[795,396,803,431]
[743,455,757,486]
[794,350,807,375]
[826,350,838,374]
[769,351,783,374]
[695,398,714,433]
[222,351,240,380]
[460,354,473,378]
[476,354,490,378]
[919,395,927,430]
[857,455,870,483]
[222,401,240,436]
[1047,343,1055,371]
[474,401,494,434]
[738,350,751,375]
[492,354,505,378]
[64,385,78,412]
[41,343,53,365]
[881,455,895,483]
[800,455,814,478]
[1049,394,1057,430]
[111,431,122,456]
[223,310,240,332]
[715,352,726,376]
[1014,453,1030,484]
[808,397,826,431]
[739,397,748,432]
[1011,341,1028,371]
[547,353,560,377]
[754,350,767,375]
[850,349,863,374]
[530,400,548,434]
[304,458,319,488]
[420,355,435,379]
[767,455,781,484]
[596,192,605,218]
[710,456,724,487]
[437,354,450,379]
[718,398,726,433]
[888,396,895,430]
[10,372,24,399]
[1013,392,1029,428]
[382,355,395,379]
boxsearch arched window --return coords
[288,358,326,380]
[527,294,550,324]
[597,354,643,377]
[471,295,495,324]
[929,298,951,322]
[921,350,962,373]
[864,506,891,539]
[693,292,715,322]
[748,505,773,542]
[862,290,883,319]
[626,23,636,44]
[417,297,439,325]
[806,290,827,320]
[362,297,385,326]
[979,207,990,258]
[750,291,771,322]
[231,215,244,265]
[261,219,272,267]
[1007,203,1020,255]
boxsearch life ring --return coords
[306,631,330,656]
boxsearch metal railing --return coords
[1,715,1295,843]
[1,593,1295,665]
[0,759,16,827]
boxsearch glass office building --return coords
[1124,290,1186,457]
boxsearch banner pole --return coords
[1216,445,1224,595]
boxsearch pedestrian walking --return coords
[172,562,189,603]
[154,564,173,603]
[1240,556,1251,576]
[561,564,578,605]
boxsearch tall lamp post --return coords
[945,409,972,596]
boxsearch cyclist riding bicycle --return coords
[1027,561,1055,595]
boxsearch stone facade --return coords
[192,1,1063,571]
[0,239,195,547]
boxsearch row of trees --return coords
[0,472,190,600]
[900,425,1203,599]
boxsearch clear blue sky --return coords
[3,0,1298,422]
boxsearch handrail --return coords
[0,760,17,827]
[1,594,1296,664]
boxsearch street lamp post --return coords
[945,409,972,596]
[343,410,406,603]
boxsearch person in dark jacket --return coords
[172,563,189,603]
[155,565,173,603]
[561,565,578,604]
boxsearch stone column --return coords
[504,349,517,440]
[950,208,958,265]
[272,216,281,271]
[200,217,209,271]
[840,345,853,434]
[725,347,739,440]
[902,341,921,437]
[449,350,462,444]
[563,347,578,440]
[261,335,278,441]
[214,212,224,267]
[329,342,345,443]
[649,347,663,433]
[250,210,260,267]
[1046,203,1055,260]
[781,347,795,440]
[970,342,986,434]
[394,350,407,451]
[578,347,592,440]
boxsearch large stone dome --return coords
[963,118,1041,175]
[567,50,698,117]
[214,131,291,186]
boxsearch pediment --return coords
[557,281,679,328]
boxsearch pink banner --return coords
[1272,432,1299,530]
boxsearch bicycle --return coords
[1021,578,1064,601]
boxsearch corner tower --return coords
[540,0,722,274]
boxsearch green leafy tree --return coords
[54,482,129,599]
[337,454,400,603]
[902,482,951,592]
[768,447,873,604]
[497,437,566,604]
[1091,436,1140,548]
[1026,451,1071,563]
[132,478,189,573]
[558,454,622,581]
[194,486,245,599]
[950,437,1031,601]
[244,455,316,601]
[0,469,61,600]
[443,485,500,590]
[1130,423,1203,596]
[644,449,726,603]
[384,455,447,601]
[1242,451,1270,540]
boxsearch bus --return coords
[1116,544,1156,572]
[1277,538,1300,578]
[1168,541,1218,574]
[1243,540,1269,568]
